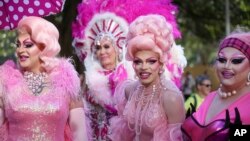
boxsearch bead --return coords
[217,87,237,99]
[246,82,250,86]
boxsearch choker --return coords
[217,87,237,98]
[24,71,48,96]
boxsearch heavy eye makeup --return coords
[146,58,158,64]
[95,44,110,50]
[15,40,34,48]
[133,59,142,65]
[216,57,227,63]
[216,57,246,64]
[231,58,246,64]
[133,58,158,65]
[95,45,101,50]
[104,44,110,49]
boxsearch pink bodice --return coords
[182,91,250,141]
[4,84,70,141]
[0,59,80,141]
[124,86,167,139]
[109,80,183,141]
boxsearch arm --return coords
[69,98,88,141]
[0,98,4,126]
[0,82,4,126]
[156,90,185,141]
[163,90,185,123]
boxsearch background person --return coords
[184,74,212,111]
[181,71,196,100]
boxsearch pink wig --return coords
[126,14,174,63]
[126,14,187,88]
[17,16,61,70]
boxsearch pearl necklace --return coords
[217,87,237,98]
[127,83,160,140]
[24,71,48,96]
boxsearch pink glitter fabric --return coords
[0,59,81,141]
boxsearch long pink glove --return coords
[69,107,88,141]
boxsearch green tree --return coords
[0,30,16,65]
[174,0,250,66]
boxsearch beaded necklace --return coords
[217,87,237,98]
[127,82,161,141]
[24,71,48,96]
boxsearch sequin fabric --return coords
[0,59,80,141]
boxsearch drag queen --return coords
[181,31,250,141]
[72,1,132,140]
[109,14,187,141]
[0,16,87,141]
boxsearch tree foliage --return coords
[0,30,16,65]
[173,0,250,66]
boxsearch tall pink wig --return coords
[126,14,187,88]
[17,16,61,71]
[126,15,174,63]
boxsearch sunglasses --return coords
[201,84,212,88]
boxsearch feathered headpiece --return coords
[72,0,129,62]
[72,0,181,62]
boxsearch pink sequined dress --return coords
[109,79,183,141]
[0,59,81,141]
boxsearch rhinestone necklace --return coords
[24,71,48,96]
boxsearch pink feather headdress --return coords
[72,0,181,62]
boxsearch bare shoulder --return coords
[161,89,185,123]
[162,89,184,106]
[124,81,137,100]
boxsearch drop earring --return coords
[159,67,164,75]
[246,72,250,86]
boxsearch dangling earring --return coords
[134,74,138,79]
[159,67,164,75]
[246,72,250,86]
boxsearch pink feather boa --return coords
[0,58,80,100]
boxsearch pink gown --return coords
[182,91,250,141]
[109,79,183,141]
[0,59,81,141]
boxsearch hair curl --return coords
[126,14,174,63]
[17,16,61,71]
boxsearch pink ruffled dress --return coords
[109,79,183,141]
[182,91,250,141]
[0,59,81,141]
